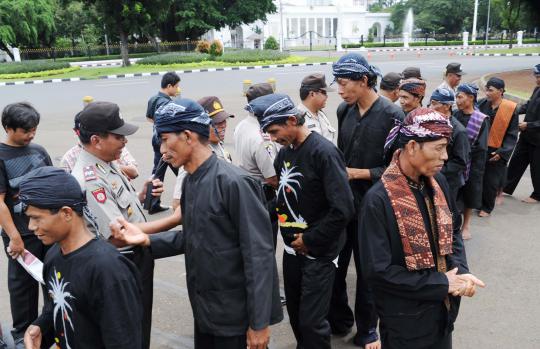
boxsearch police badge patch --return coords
[92,187,107,203]
[83,165,98,181]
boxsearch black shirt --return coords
[441,116,470,193]
[477,98,519,161]
[0,143,52,236]
[337,96,404,209]
[34,239,142,349]
[518,86,540,146]
[274,132,354,258]
[146,91,171,120]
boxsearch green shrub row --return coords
[343,38,538,49]
[0,60,71,74]
[0,66,80,79]
[138,50,290,65]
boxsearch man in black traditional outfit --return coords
[360,107,485,349]
[504,64,540,203]
[21,167,142,349]
[477,77,519,216]
[429,88,471,203]
[329,53,404,348]
[453,83,490,240]
[111,98,283,349]
[248,93,354,349]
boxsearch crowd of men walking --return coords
[0,52,538,349]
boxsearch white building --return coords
[205,0,392,50]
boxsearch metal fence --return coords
[19,40,199,61]
[283,31,336,51]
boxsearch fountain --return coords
[403,8,414,48]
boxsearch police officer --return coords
[234,83,280,246]
[71,101,179,349]
[297,73,337,143]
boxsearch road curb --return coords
[458,52,540,57]
[0,61,334,87]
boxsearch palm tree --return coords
[49,268,75,349]
[277,161,306,224]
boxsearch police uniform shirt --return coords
[234,115,278,182]
[297,103,336,144]
[72,149,146,239]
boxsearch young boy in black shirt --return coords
[21,167,142,349]
[0,103,52,348]
[248,93,355,348]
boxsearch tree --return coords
[78,0,172,66]
[0,0,56,59]
[160,0,276,42]
[264,36,279,50]
[55,1,102,54]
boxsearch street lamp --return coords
[485,0,491,46]
[472,0,479,42]
[279,0,284,52]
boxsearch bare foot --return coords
[495,193,504,206]
[462,227,472,240]
[522,197,539,204]
[365,340,381,349]
[478,210,490,217]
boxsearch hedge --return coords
[0,66,80,79]
[0,60,71,74]
[137,50,290,65]
[343,38,539,49]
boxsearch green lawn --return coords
[0,56,336,82]
[474,47,540,54]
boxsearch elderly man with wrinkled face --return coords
[360,107,485,349]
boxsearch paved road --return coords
[1,51,539,348]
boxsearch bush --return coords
[137,52,210,65]
[214,49,289,63]
[0,66,80,79]
[137,50,290,65]
[209,40,224,56]
[264,36,279,50]
[0,60,71,74]
[196,40,211,54]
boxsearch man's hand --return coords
[446,268,466,295]
[24,325,42,349]
[455,273,486,297]
[291,233,308,255]
[489,152,501,162]
[519,122,528,131]
[7,235,24,259]
[110,217,150,247]
[246,326,270,349]
[138,178,164,202]
[346,168,371,181]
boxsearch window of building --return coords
[307,0,332,5]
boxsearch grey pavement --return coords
[1,51,539,348]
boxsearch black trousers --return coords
[381,333,452,349]
[481,158,507,213]
[327,219,379,345]
[504,138,540,201]
[1,234,52,346]
[283,252,335,349]
[194,324,246,349]
[124,246,155,349]
[151,134,178,210]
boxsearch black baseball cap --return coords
[445,62,465,76]
[300,73,335,92]
[402,66,422,80]
[78,101,138,136]
[486,77,505,90]
[246,83,275,102]
[380,72,403,90]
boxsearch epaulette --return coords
[83,165,98,182]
